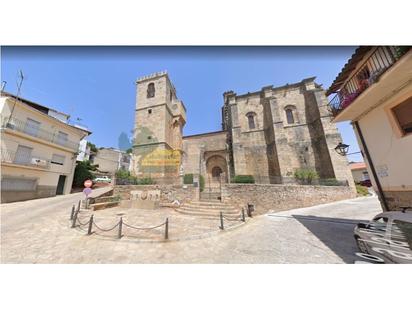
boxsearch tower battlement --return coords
[136,71,168,83]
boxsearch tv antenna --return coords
[6,70,25,126]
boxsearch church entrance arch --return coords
[205,155,228,191]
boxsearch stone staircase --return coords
[175,200,242,220]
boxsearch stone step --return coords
[179,206,239,214]
[191,200,228,206]
[175,208,242,218]
[181,204,238,211]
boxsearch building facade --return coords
[91,147,130,175]
[328,46,412,211]
[132,71,353,192]
[1,92,91,203]
[349,162,370,184]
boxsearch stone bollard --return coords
[219,211,224,230]
[165,218,169,240]
[77,201,81,213]
[118,217,123,239]
[241,208,245,222]
[87,215,93,235]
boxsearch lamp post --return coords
[334,142,350,156]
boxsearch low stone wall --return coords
[384,190,412,211]
[222,184,357,215]
[114,184,197,204]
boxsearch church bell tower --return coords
[132,71,186,182]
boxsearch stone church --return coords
[132,71,353,192]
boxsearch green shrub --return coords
[184,173,194,184]
[356,184,369,196]
[138,177,155,185]
[115,169,131,179]
[294,168,319,184]
[320,178,340,186]
[199,175,205,192]
[232,175,255,183]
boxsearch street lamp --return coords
[334,142,350,156]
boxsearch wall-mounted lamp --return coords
[334,142,350,156]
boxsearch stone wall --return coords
[383,190,412,211]
[114,184,197,204]
[221,183,357,215]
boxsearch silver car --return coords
[354,208,412,264]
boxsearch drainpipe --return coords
[353,121,389,211]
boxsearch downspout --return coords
[353,121,389,211]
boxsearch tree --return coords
[87,142,98,153]
[72,160,98,187]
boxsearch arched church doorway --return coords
[204,155,228,200]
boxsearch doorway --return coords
[56,175,66,195]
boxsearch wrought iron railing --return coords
[1,116,79,151]
[1,148,51,169]
[328,46,410,117]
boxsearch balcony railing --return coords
[1,148,51,169]
[1,116,79,151]
[328,46,410,117]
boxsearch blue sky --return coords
[1,46,362,162]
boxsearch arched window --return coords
[246,112,256,129]
[286,108,294,124]
[147,83,155,98]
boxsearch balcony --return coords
[328,46,411,118]
[1,148,51,169]
[1,116,79,151]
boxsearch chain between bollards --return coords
[70,205,75,220]
[219,211,224,230]
[164,218,169,240]
[118,217,123,239]
[71,209,79,228]
[87,215,94,235]
[241,208,245,222]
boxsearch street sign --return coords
[83,187,92,197]
[84,179,93,188]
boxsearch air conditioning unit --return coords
[31,158,48,166]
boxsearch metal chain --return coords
[76,217,90,226]
[222,214,242,222]
[92,221,120,232]
[122,220,166,230]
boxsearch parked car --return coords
[359,179,372,187]
[94,176,112,183]
[354,208,412,263]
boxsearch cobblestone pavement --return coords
[1,190,382,263]
[71,206,243,242]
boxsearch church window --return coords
[246,112,256,129]
[286,108,295,124]
[148,109,152,114]
[147,83,155,98]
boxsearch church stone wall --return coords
[222,183,356,215]
[182,131,227,175]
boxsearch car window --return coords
[368,216,388,231]
[392,220,412,250]
[373,217,388,223]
